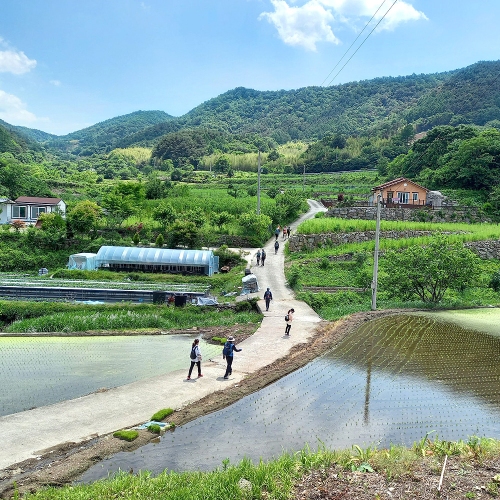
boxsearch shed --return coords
[94,246,219,276]
[68,253,98,271]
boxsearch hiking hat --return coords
[227,336,235,342]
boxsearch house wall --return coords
[0,203,11,224]
[373,180,427,205]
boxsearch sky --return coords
[0,0,499,136]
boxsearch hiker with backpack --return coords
[261,249,266,266]
[285,308,295,336]
[222,335,242,379]
[274,240,279,254]
[187,338,203,380]
[263,287,273,311]
[256,249,261,266]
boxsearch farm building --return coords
[68,246,219,276]
[67,253,98,271]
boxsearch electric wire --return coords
[326,0,400,87]
[320,0,390,87]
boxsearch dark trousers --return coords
[285,323,291,334]
[188,361,201,377]
[224,356,233,377]
[261,258,265,266]
[265,298,271,311]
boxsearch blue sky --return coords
[0,0,498,135]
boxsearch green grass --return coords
[2,303,262,333]
[297,217,500,237]
[19,438,500,499]
[112,430,138,442]
[151,408,174,422]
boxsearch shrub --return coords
[148,424,162,434]
[489,270,500,292]
[113,430,138,441]
[151,408,174,421]
[234,298,258,312]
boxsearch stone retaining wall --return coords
[289,231,500,260]
[326,206,488,223]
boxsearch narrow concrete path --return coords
[0,200,327,471]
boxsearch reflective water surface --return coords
[0,335,221,417]
[80,313,500,481]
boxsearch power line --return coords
[321,0,390,87]
[326,0,400,87]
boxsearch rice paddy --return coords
[79,310,500,481]
[0,335,222,417]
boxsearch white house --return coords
[0,196,66,225]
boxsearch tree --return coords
[67,200,102,238]
[214,156,231,174]
[238,212,272,245]
[212,211,232,230]
[101,193,135,226]
[169,220,198,248]
[155,233,164,247]
[381,236,479,303]
[153,201,176,229]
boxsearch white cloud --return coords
[0,89,38,125]
[0,50,37,75]
[50,80,61,86]
[318,0,427,29]
[260,0,340,51]
[260,0,427,49]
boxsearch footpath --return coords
[0,200,327,471]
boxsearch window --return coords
[34,206,46,217]
[397,192,409,204]
[12,206,26,218]
[412,192,419,202]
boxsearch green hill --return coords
[46,110,173,155]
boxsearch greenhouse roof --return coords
[95,246,214,266]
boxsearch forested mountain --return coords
[46,110,173,155]
[3,60,499,162]
[0,119,56,143]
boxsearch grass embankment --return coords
[16,437,500,499]
[0,301,262,333]
[287,219,500,321]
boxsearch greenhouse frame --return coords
[91,246,219,276]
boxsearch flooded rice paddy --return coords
[81,311,500,481]
[0,335,221,417]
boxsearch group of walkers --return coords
[187,336,242,381]
[187,223,296,382]
[256,249,266,266]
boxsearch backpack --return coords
[190,346,197,360]
[285,314,289,322]
[222,341,232,358]
[264,290,271,300]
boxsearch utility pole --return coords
[371,194,381,311]
[257,150,261,215]
[302,165,306,191]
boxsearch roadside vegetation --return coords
[16,437,500,499]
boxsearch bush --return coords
[151,408,174,421]
[113,430,138,441]
[489,270,500,292]
[234,298,258,312]
[148,424,162,434]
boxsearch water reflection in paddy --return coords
[80,313,500,481]
[0,335,222,417]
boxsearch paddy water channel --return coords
[0,335,222,417]
[80,309,500,481]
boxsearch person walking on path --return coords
[285,308,295,336]
[256,249,261,266]
[261,249,266,266]
[223,336,242,379]
[282,226,287,240]
[187,339,203,380]
[263,287,273,311]
[274,226,280,241]
[274,240,279,254]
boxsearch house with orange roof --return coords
[369,178,430,207]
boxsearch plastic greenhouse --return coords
[67,253,98,271]
[93,246,219,276]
